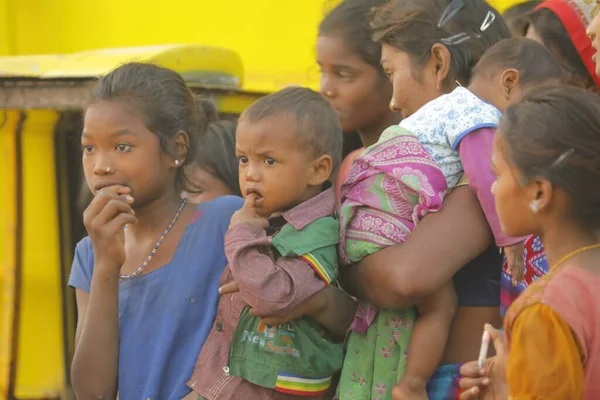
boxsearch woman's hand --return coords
[459,325,508,399]
[83,185,136,270]
[340,186,493,308]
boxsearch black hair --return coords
[240,86,343,170]
[473,37,564,85]
[502,1,542,36]
[193,119,241,197]
[527,8,596,92]
[500,85,600,232]
[371,0,513,90]
[319,0,388,74]
[88,62,217,192]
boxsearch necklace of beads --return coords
[119,198,188,280]
[551,243,600,271]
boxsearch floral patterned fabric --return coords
[400,87,501,189]
[337,126,447,399]
[500,235,549,317]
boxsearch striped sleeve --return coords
[298,246,338,285]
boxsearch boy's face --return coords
[235,114,324,217]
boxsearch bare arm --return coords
[306,285,357,341]
[71,267,120,400]
[71,185,135,399]
[254,285,357,342]
[339,185,493,309]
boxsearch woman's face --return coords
[317,34,393,133]
[490,132,536,238]
[380,43,442,119]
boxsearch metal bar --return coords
[7,111,26,400]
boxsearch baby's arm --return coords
[395,282,457,398]
[225,222,326,316]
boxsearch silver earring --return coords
[175,160,180,166]
[529,199,540,213]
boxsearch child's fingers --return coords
[219,281,240,295]
[484,324,505,356]
[460,360,486,378]
[244,192,259,208]
[459,386,481,399]
[459,376,490,390]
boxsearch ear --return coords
[308,154,333,186]
[172,130,190,166]
[526,177,553,212]
[430,43,453,91]
[501,69,520,100]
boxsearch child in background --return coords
[188,87,349,400]
[183,119,241,203]
[339,37,563,400]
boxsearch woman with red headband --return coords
[526,0,600,90]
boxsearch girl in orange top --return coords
[459,86,600,399]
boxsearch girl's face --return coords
[380,44,443,119]
[82,100,177,207]
[317,34,393,133]
[182,165,236,203]
[490,132,537,237]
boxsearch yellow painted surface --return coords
[0,110,20,397]
[488,0,533,12]
[0,0,12,55]
[0,45,244,88]
[2,0,538,91]
[8,0,343,93]
[14,110,64,399]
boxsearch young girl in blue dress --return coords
[68,62,244,400]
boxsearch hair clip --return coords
[480,11,496,32]
[441,32,471,46]
[551,148,575,168]
[438,0,465,28]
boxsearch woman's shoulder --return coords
[541,266,600,319]
[505,266,599,328]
